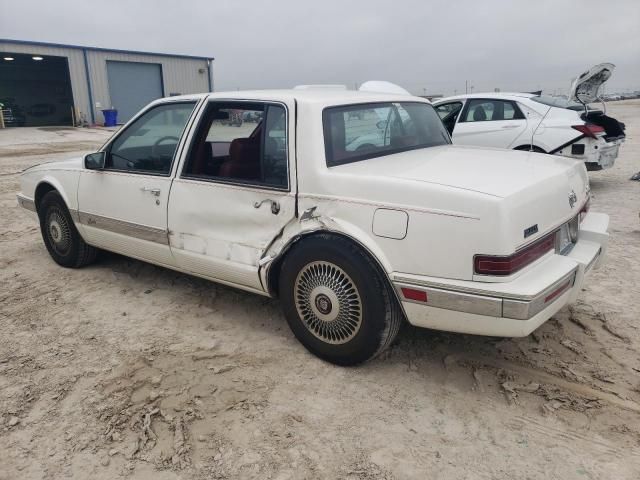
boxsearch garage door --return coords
[106,61,163,123]
[0,52,74,126]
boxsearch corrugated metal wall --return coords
[86,50,209,122]
[0,41,211,126]
[0,41,91,123]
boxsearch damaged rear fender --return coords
[258,213,395,297]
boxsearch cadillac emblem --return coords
[568,190,577,209]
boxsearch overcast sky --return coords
[1,0,639,95]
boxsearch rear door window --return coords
[182,101,288,189]
[461,99,524,122]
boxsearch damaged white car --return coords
[17,89,609,365]
[433,63,626,170]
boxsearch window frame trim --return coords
[99,100,200,177]
[322,100,450,167]
[458,98,526,123]
[178,99,291,192]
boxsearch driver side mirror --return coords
[376,120,388,130]
[84,151,106,170]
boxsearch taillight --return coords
[474,232,556,276]
[579,197,591,223]
[572,124,605,139]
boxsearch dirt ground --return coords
[1,102,639,480]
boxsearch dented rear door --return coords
[167,98,296,293]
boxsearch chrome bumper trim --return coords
[501,270,576,320]
[395,283,502,317]
[585,247,601,273]
[16,194,36,212]
[394,268,578,321]
[78,211,168,245]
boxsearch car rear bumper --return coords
[392,211,609,337]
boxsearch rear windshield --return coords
[531,95,586,111]
[323,102,450,166]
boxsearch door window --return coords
[434,102,463,134]
[461,99,524,122]
[106,102,196,175]
[182,102,288,189]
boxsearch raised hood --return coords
[569,63,615,104]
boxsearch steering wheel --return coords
[151,136,179,158]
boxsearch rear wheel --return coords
[279,234,402,365]
[38,191,97,268]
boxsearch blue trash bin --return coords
[102,109,118,127]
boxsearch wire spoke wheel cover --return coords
[294,261,363,344]
[46,207,72,256]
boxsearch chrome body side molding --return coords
[77,211,168,245]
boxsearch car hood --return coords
[332,145,585,199]
[25,156,84,173]
[569,62,615,104]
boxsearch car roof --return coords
[154,89,429,107]
[434,92,536,103]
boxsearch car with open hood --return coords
[433,63,626,170]
[17,88,609,365]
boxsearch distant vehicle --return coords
[17,88,608,365]
[433,63,626,171]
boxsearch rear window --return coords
[531,95,585,111]
[323,102,450,166]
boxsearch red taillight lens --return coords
[474,232,556,276]
[401,287,428,302]
[572,124,605,139]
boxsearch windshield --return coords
[323,102,450,166]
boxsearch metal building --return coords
[0,38,213,127]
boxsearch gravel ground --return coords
[1,101,639,480]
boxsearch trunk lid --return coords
[333,145,590,251]
[569,63,615,105]
[334,145,586,199]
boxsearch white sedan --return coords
[17,88,608,365]
[433,63,626,170]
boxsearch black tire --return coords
[38,190,97,268]
[279,234,402,366]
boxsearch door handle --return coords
[254,199,280,215]
[141,187,161,196]
[501,124,519,129]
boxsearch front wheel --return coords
[38,191,97,268]
[279,235,402,365]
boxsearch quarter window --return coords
[106,102,196,174]
[182,102,288,188]
[461,99,524,122]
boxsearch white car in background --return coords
[433,64,626,171]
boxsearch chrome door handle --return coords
[254,199,280,215]
[141,187,161,196]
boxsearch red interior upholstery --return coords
[218,137,261,180]
[190,141,212,175]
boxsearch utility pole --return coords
[470,85,474,93]
[465,80,468,94]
